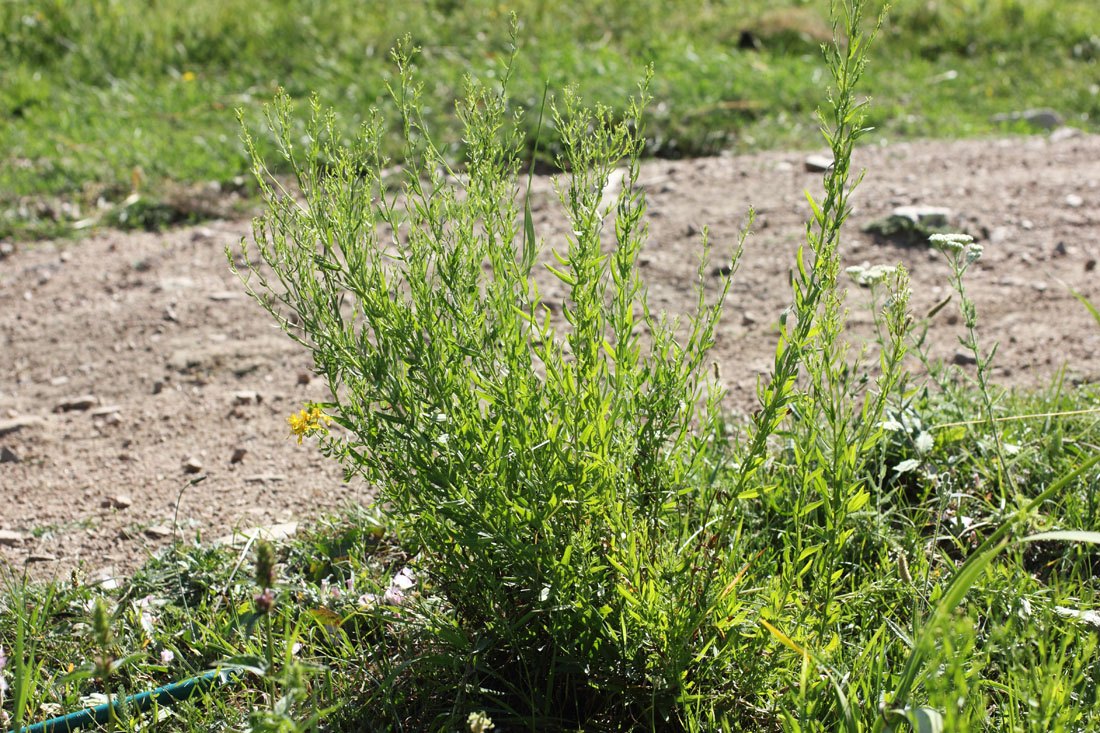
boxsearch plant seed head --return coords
[92,598,113,647]
[255,539,276,589]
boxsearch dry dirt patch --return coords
[2,134,1098,579]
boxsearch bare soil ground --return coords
[2,134,1099,581]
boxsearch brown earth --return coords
[2,134,1099,581]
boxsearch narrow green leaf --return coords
[1020,530,1100,546]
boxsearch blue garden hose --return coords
[19,667,240,733]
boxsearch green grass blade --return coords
[1068,287,1100,331]
[1020,530,1100,545]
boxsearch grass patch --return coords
[2,0,1100,239]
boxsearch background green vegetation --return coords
[2,0,1099,239]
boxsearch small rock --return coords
[233,390,261,405]
[891,205,952,228]
[804,154,834,172]
[97,574,121,590]
[106,494,132,509]
[144,525,173,539]
[56,395,98,412]
[1086,258,1097,272]
[103,412,121,426]
[49,375,70,386]
[988,227,1010,245]
[711,264,733,277]
[152,380,165,395]
[214,521,299,547]
[296,372,311,386]
[163,306,178,322]
[0,241,14,258]
[208,291,238,302]
[244,474,287,484]
[990,108,1063,129]
[26,553,58,563]
[953,350,978,367]
[231,447,247,464]
[1066,194,1084,208]
[191,226,216,242]
[0,530,25,546]
[1053,241,1068,257]
[90,405,121,417]
[0,447,20,463]
[1050,126,1082,143]
[741,311,758,327]
[182,456,203,474]
[0,416,45,436]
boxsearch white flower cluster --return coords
[929,232,983,263]
[845,262,897,286]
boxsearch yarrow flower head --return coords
[846,263,897,287]
[928,232,974,251]
[287,406,332,445]
[468,711,495,732]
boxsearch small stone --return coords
[97,574,121,590]
[0,530,24,546]
[182,456,203,474]
[711,264,733,277]
[214,521,299,547]
[27,553,58,563]
[145,525,173,539]
[244,474,287,484]
[1086,258,1097,272]
[90,405,121,417]
[208,291,238,302]
[296,372,311,386]
[953,350,978,367]
[0,447,20,463]
[163,306,178,322]
[103,412,121,426]
[990,108,1063,129]
[804,154,834,172]
[152,380,165,395]
[49,376,69,386]
[0,416,45,436]
[106,494,132,509]
[231,447,247,464]
[892,205,952,228]
[1053,241,1068,257]
[1066,194,1084,208]
[741,311,758,327]
[1050,126,1082,143]
[0,241,14,258]
[191,227,216,242]
[56,395,98,412]
[233,390,261,405]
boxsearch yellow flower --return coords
[287,407,332,445]
[181,71,196,82]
